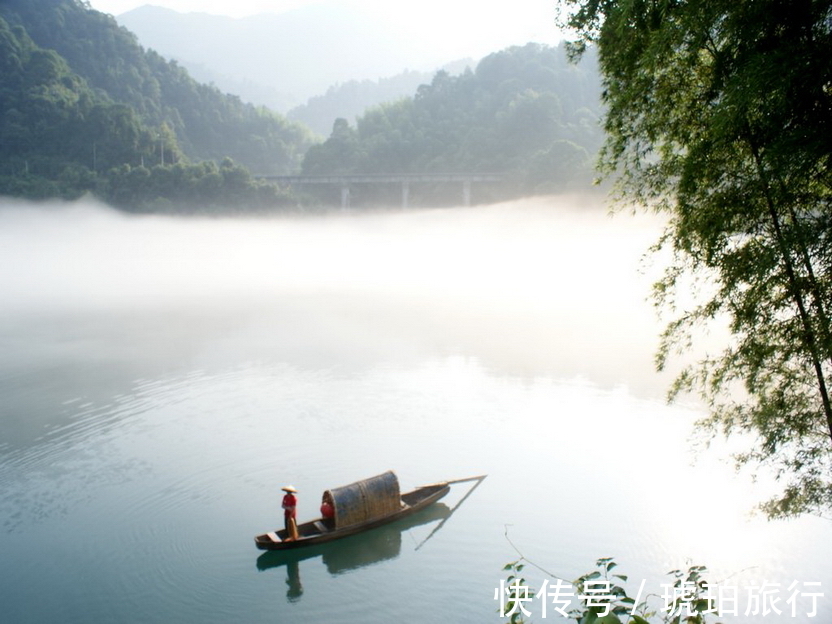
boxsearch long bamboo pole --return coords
[419,474,488,488]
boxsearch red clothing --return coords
[320,502,334,519]
[282,493,297,518]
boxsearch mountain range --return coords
[0,0,603,212]
[116,3,465,113]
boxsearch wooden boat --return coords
[255,501,453,571]
[254,471,481,551]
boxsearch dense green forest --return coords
[0,0,313,212]
[302,43,603,204]
[0,0,603,212]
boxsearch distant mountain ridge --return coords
[287,59,476,137]
[116,3,443,111]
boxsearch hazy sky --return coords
[87,1,566,61]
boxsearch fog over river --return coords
[0,196,829,623]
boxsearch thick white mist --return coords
[0,195,671,394]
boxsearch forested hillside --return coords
[302,43,603,203]
[287,60,474,137]
[0,0,313,211]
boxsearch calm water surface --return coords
[0,197,829,623]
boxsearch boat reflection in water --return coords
[257,502,452,602]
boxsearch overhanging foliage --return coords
[562,0,832,516]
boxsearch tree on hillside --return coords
[302,118,366,175]
[561,0,832,516]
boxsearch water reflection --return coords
[257,503,452,602]
[414,475,485,551]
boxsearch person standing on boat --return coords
[281,485,298,541]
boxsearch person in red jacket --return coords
[281,485,298,541]
[320,491,335,529]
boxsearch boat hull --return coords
[254,483,451,550]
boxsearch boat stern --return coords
[254,531,282,550]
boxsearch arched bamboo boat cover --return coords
[325,471,402,530]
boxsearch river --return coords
[0,196,828,623]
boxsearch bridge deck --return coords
[259,173,502,184]
[257,173,503,208]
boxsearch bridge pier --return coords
[462,180,472,207]
[401,181,410,209]
[340,185,350,210]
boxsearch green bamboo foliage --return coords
[562,0,832,516]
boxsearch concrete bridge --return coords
[259,173,503,209]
